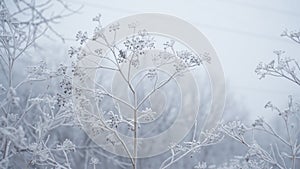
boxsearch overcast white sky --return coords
[49,0,300,122]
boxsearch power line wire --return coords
[66,0,297,44]
[215,0,300,18]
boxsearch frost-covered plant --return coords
[255,30,300,86]
[0,0,81,168]
[216,30,300,169]
[281,29,300,44]
[160,125,224,169]
[255,50,300,86]
[70,14,213,169]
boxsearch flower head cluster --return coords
[109,22,120,32]
[221,121,247,137]
[252,117,264,127]
[28,143,49,164]
[174,51,210,72]
[27,61,50,80]
[76,31,88,45]
[57,139,76,152]
[121,30,155,67]
[90,157,100,165]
